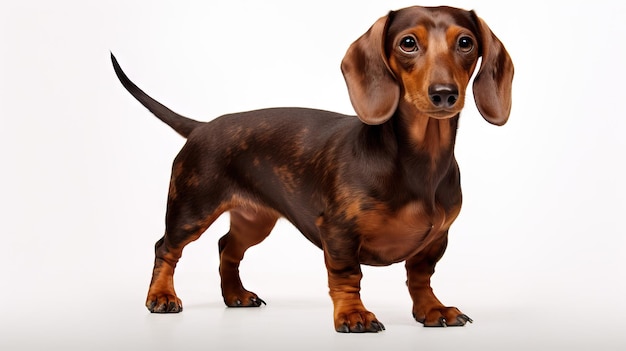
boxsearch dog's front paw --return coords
[335,309,385,333]
[146,293,183,313]
[413,306,472,327]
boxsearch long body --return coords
[112,5,513,333]
[175,108,460,265]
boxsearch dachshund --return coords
[111,5,513,333]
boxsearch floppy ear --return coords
[472,14,514,126]
[341,13,400,125]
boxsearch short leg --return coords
[146,158,227,313]
[406,234,472,327]
[146,237,184,313]
[321,225,385,333]
[146,208,220,313]
[218,207,278,307]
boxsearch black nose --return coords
[428,84,459,108]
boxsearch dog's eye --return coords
[399,36,418,53]
[458,36,474,53]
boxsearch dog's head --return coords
[341,6,514,126]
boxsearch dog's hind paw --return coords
[223,290,266,307]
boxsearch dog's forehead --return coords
[387,6,477,37]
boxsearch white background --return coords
[2,0,625,350]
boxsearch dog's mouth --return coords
[403,95,463,119]
[425,109,461,119]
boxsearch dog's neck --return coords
[352,110,458,167]
[394,111,459,206]
[404,115,456,157]
[351,110,459,206]
[393,106,458,164]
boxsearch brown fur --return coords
[112,5,513,332]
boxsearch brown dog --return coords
[112,5,513,333]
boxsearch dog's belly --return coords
[356,201,460,265]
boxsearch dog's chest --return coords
[356,201,460,265]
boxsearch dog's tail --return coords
[111,52,203,138]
